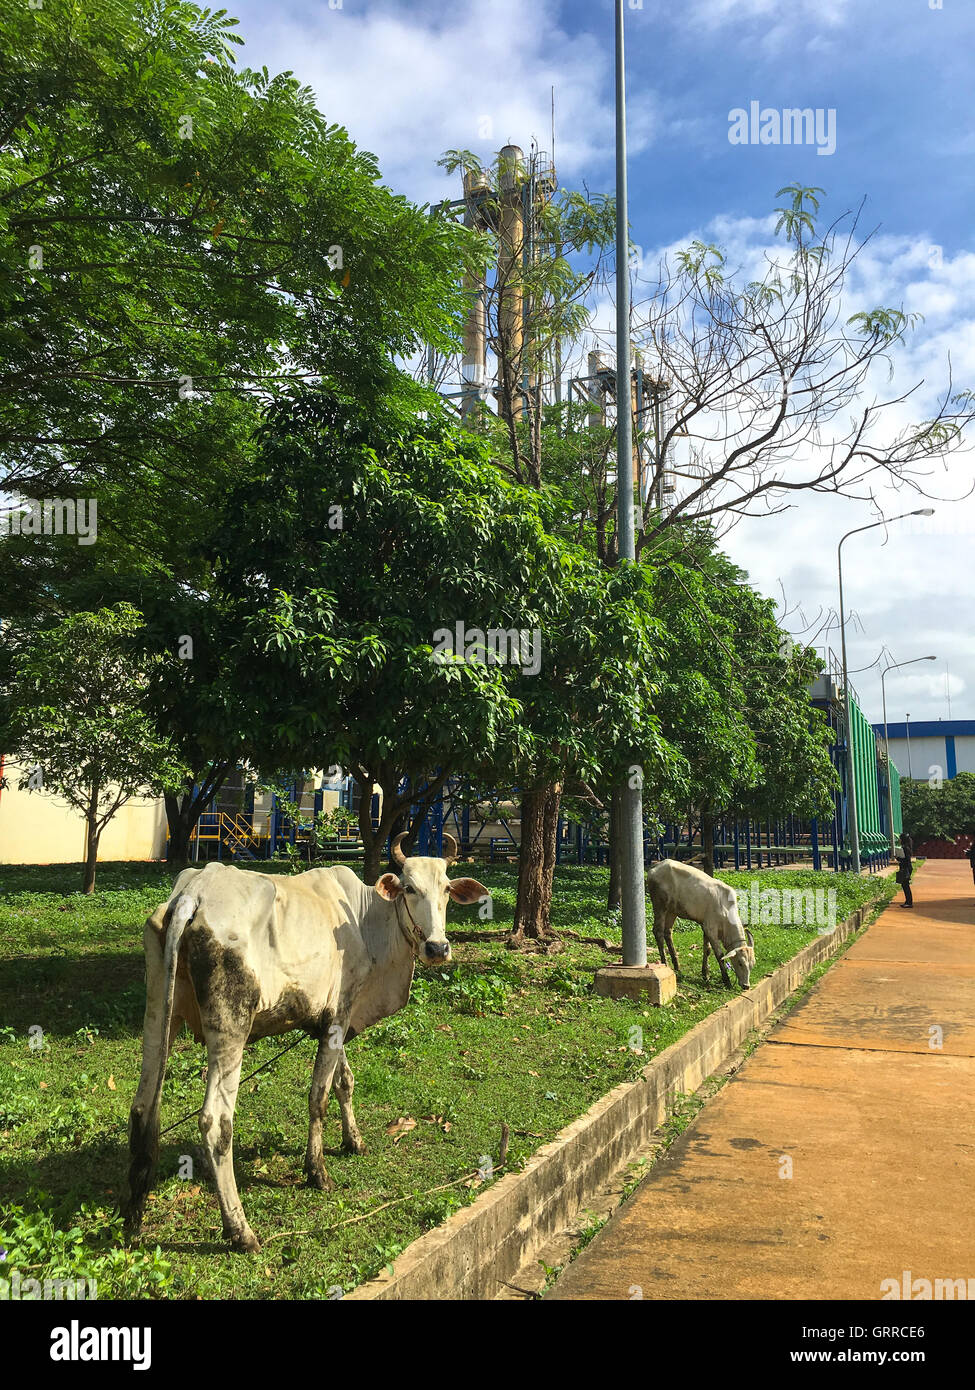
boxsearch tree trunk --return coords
[83,817,100,895]
[358,776,400,886]
[607,784,622,911]
[164,790,195,865]
[701,809,716,876]
[510,781,563,948]
[358,791,388,885]
[164,764,232,867]
[362,839,382,886]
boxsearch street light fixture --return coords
[882,656,936,851]
[613,0,647,968]
[837,509,934,873]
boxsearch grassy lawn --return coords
[0,859,897,1299]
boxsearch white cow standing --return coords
[646,858,755,989]
[123,833,486,1254]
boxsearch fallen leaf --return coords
[107,1074,116,1091]
[39,1082,47,1090]
[386,1116,416,1143]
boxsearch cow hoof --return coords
[230,1228,261,1254]
[305,1165,336,1192]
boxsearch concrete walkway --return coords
[550,860,975,1300]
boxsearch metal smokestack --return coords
[461,167,490,421]
[498,144,525,424]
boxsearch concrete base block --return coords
[593,963,677,1005]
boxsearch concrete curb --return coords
[345,905,869,1301]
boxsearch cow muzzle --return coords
[423,940,451,964]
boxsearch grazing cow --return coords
[123,833,486,1253]
[646,859,755,989]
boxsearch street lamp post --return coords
[614,0,647,968]
[837,509,933,873]
[882,657,936,851]
[906,713,913,779]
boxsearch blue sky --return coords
[226,0,973,733]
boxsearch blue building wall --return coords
[872,720,975,780]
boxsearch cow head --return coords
[375,833,488,966]
[723,928,755,989]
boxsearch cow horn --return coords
[746,929,754,948]
[441,832,458,865]
[391,832,410,867]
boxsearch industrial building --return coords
[872,718,975,783]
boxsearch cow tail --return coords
[124,894,196,1237]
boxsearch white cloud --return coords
[230,0,642,204]
[687,0,849,31]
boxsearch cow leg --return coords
[651,908,668,968]
[701,932,709,982]
[335,1051,365,1156]
[305,1033,342,1191]
[663,910,680,973]
[703,920,733,987]
[198,1033,257,1252]
[124,917,171,1237]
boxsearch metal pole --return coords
[615,0,647,968]
[906,713,913,779]
[837,533,861,874]
[835,510,933,875]
[882,667,893,853]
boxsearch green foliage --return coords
[0,0,477,824]
[901,772,975,843]
[207,389,668,818]
[1,0,470,501]
[773,183,824,240]
[847,308,921,344]
[0,1193,174,1298]
[2,605,187,888]
[640,528,836,829]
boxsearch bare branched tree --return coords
[632,185,975,554]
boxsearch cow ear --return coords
[375,873,403,901]
[448,877,488,905]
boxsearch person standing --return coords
[896,833,914,908]
[966,838,975,887]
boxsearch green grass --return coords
[0,859,896,1299]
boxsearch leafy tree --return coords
[500,556,672,946]
[204,388,671,928]
[649,536,834,872]
[0,0,478,858]
[208,391,540,884]
[946,773,975,838]
[902,771,975,844]
[1,0,469,509]
[2,605,186,892]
